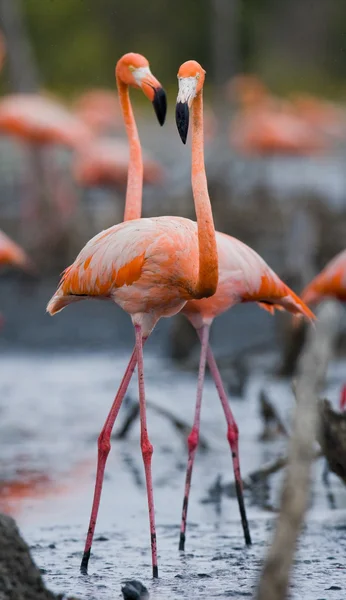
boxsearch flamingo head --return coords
[176,60,206,144]
[115,52,167,126]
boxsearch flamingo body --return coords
[230,108,325,156]
[301,249,346,305]
[47,216,203,336]
[74,137,164,187]
[74,89,121,134]
[0,230,32,271]
[228,75,327,156]
[0,230,34,329]
[0,94,91,148]
[48,223,314,336]
[183,232,314,327]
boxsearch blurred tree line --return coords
[0,0,345,98]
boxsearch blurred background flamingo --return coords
[228,75,329,156]
[0,95,91,221]
[301,249,346,306]
[0,229,32,272]
[0,228,33,328]
[73,88,122,135]
[74,138,164,188]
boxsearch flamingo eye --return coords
[128,65,135,72]
[196,72,200,80]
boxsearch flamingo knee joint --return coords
[141,436,153,461]
[227,424,239,446]
[98,432,111,457]
[187,428,199,453]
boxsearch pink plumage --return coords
[183,231,314,328]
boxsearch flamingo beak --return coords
[152,87,167,126]
[176,101,189,144]
[138,70,167,126]
[175,77,197,144]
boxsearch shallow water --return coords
[1,351,346,599]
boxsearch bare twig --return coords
[147,400,209,451]
[203,449,322,503]
[256,300,342,600]
[113,396,209,451]
[259,388,289,440]
[114,403,140,440]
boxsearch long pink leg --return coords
[203,338,252,546]
[80,342,142,574]
[179,324,210,551]
[134,324,158,578]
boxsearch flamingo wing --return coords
[182,232,314,324]
[47,216,199,316]
[301,249,346,305]
[47,221,149,314]
[244,270,315,321]
[217,233,314,321]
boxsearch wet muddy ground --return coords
[1,350,346,599]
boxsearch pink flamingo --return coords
[46,56,218,578]
[300,249,346,306]
[300,249,346,416]
[175,69,315,550]
[228,75,327,156]
[73,136,164,188]
[230,107,326,156]
[0,94,91,148]
[0,229,33,271]
[0,93,92,230]
[0,229,34,328]
[290,94,346,140]
[73,88,121,135]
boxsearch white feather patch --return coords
[133,66,151,86]
[177,77,197,106]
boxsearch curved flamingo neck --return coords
[117,77,143,221]
[191,90,218,297]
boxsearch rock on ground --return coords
[0,513,59,600]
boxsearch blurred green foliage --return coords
[18,0,346,99]
[23,0,210,97]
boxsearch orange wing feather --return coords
[60,252,145,298]
[243,272,315,321]
[301,250,346,306]
[113,253,145,287]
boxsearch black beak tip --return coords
[175,101,189,144]
[152,88,167,126]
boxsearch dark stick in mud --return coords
[256,300,342,600]
[114,395,210,451]
[258,388,289,440]
[203,449,323,505]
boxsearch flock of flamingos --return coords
[1,48,346,580]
